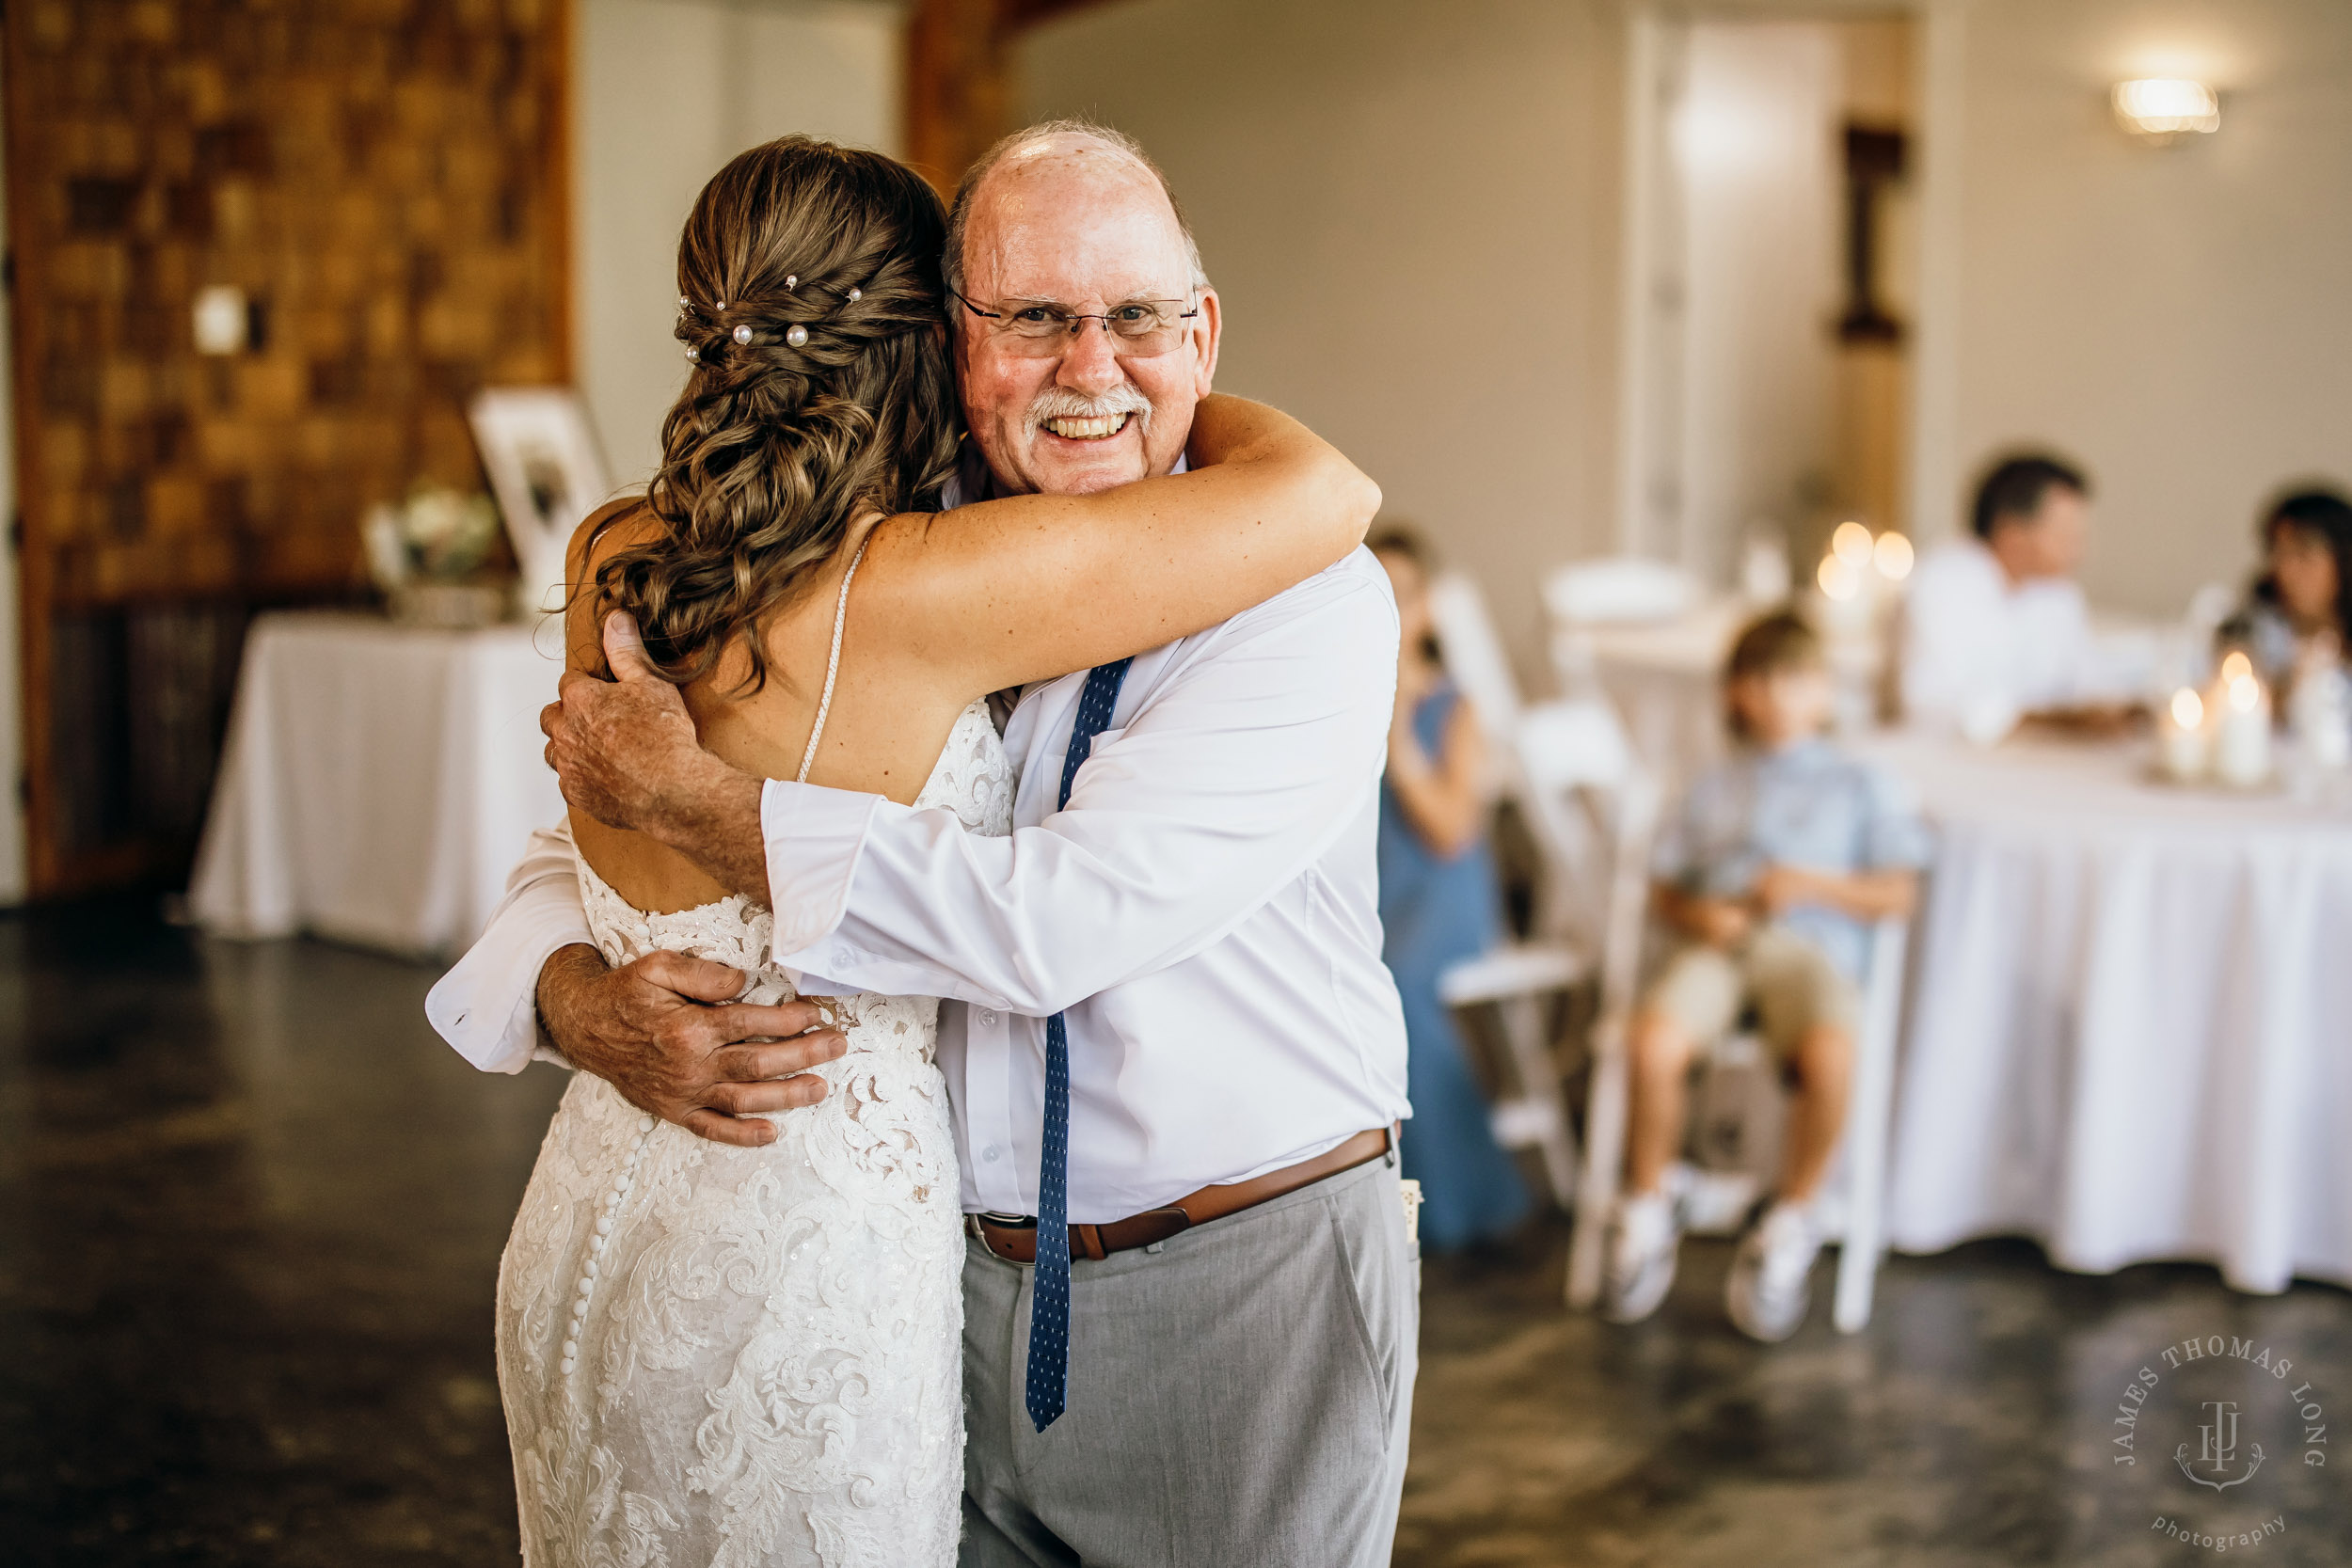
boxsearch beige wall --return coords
[1943,0,2352,616]
[1019,0,1627,685]
[577,0,901,489]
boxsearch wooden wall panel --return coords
[4,0,571,893]
[903,0,1109,195]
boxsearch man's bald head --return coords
[944,119,1208,304]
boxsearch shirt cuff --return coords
[425,907,596,1075]
[761,778,885,963]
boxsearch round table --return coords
[1856,730,2352,1293]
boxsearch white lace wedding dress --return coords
[496,548,1012,1567]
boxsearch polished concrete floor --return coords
[3,897,2347,1566]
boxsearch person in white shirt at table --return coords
[430,120,1416,1568]
[1902,452,2134,740]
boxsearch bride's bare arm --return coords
[856,394,1378,696]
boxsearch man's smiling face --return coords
[952,135,1220,498]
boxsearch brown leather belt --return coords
[964,1126,1394,1265]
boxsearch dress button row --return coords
[563,1117,657,1380]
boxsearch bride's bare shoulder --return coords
[563,499,660,676]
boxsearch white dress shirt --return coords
[1901,537,2106,731]
[426,547,1411,1224]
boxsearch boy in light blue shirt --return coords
[1604,610,1930,1340]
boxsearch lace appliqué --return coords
[498,701,1011,1568]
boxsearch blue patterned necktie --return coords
[1025,656,1132,1433]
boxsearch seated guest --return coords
[1903,452,2128,736]
[1372,530,1532,1254]
[1605,611,1927,1340]
[2219,486,2352,700]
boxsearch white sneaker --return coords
[1601,1191,1681,1323]
[1726,1200,1822,1342]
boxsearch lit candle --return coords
[2158,686,2209,782]
[1815,546,1872,639]
[1873,531,1915,581]
[2212,670,2272,787]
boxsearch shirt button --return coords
[982,1146,1001,1164]
[978,1010,998,1026]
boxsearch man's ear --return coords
[1190,287,1221,397]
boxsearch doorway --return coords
[1617,10,1920,586]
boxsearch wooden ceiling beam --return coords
[903,0,1118,196]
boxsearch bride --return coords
[494,137,1377,1565]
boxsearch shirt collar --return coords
[1748,733,1833,771]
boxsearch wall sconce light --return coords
[2112,78,2219,145]
[193,284,263,355]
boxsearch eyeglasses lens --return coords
[991,303,1192,358]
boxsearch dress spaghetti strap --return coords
[796,537,870,784]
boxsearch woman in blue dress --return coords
[1372,530,1532,1252]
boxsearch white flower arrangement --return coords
[362,486,503,591]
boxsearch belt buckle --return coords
[971,1212,1039,1264]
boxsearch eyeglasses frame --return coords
[947,288,1202,352]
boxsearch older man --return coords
[429,122,1416,1566]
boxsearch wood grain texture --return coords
[4,0,571,891]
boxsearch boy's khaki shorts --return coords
[1640,926,1859,1062]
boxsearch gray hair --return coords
[942,118,1211,315]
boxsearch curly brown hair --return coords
[589,136,962,689]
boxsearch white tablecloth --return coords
[190,611,565,957]
[1857,731,2352,1293]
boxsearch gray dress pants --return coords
[960,1154,1420,1568]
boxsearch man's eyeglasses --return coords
[949,290,1200,358]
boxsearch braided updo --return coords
[590,136,961,689]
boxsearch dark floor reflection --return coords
[1399,1213,2351,1565]
[1,897,2346,1566]
[0,897,564,1564]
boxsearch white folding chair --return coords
[1423,574,1660,1210]
[1833,916,1910,1332]
[1565,912,1912,1333]
[1541,555,1705,697]
[1542,556,1702,627]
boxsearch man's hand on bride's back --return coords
[542,611,711,833]
[535,943,848,1148]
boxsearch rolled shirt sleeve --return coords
[766,561,1400,1017]
[425,817,595,1073]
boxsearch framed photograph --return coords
[467,388,614,617]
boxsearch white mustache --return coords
[1024,383,1154,436]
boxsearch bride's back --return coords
[567,136,972,915]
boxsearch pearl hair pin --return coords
[847,287,862,303]
[786,276,798,291]
[785,325,809,347]
[732,325,753,345]
[684,345,699,362]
